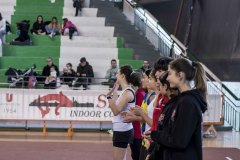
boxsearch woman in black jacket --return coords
[31,15,46,35]
[149,58,207,160]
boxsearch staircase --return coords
[90,0,160,65]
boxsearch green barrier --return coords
[3,45,60,57]
[118,48,133,59]
[0,57,59,70]
[0,69,7,84]
[16,0,64,6]
[5,35,61,46]
[119,59,143,69]
[117,37,124,48]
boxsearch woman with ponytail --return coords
[107,65,140,160]
[149,58,207,160]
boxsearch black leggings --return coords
[130,138,142,160]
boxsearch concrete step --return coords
[61,36,117,48]
[0,0,16,6]
[60,47,118,59]
[76,26,114,37]
[59,58,116,72]
[64,0,90,8]
[62,17,105,26]
[63,8,98,17]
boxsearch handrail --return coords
[123,0,240,131]
[123,0,239,102]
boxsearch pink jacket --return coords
[62,21,78,33]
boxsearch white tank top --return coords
[112,87,135,131]
[145,96,157,131]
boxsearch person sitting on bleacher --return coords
[139,60,151,73]
[31,15,46,35]
[102,59,118,88]
[61,63,76,86]
[62,18,79,40]
[45,17,61,38]
[10,20,31,46]
[44,65,57,88]
[75,57,94,89]
[0,12,6,45]
[105,59,118,83]
[41,57,60,86]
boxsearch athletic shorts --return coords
[113,129,133,148]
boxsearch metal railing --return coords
[1,75,113,90]
[123,0,240,131]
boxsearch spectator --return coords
[140,61,151,73]
[75,57,94,89]
[41,57,60,83]
[10,20,31,46]
[62,18,79,40]
[73,0,84,16]
[105,59,118,83]
[45,17,61,38]
[0,12,6,45]
[44,65,57,88]
[31,15,46,35]
[61,63,76,85]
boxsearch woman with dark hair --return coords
[31,15,46,35]
[45,17,60,38]
[149,58,207,160]
[107,65,139,160]
[0,12,6,45]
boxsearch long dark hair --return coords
[0,13,2,21]
[144,69,152,78]
[120,65,141,86]
[169,58,207,96]
[154,57,173,71]
[36,15,44,24]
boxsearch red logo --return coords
[6,93,13,102]
[29,92,94,118]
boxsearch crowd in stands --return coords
[0,12,80,46]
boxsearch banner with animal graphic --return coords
[0,89,113,121]
[0,89,223,123]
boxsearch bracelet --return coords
[107,95,113,99]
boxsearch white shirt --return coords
[112,87,135,131]
[0,19,6,32]
[145,96,157,131]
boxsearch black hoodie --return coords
[151,89,207,160]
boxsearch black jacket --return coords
[151,89,207,160]
[15,30,30,42]
[32,22,45,34]
[77,62,94,82]
[73,0,83,8]
[42,64,60,77]
[61,69,76,83]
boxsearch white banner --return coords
[0,89,113,121]
[203,95,223,123]
[0,89,223,123]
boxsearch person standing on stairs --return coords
[73,0,84,16]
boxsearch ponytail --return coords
[193,62,207,97]
[170,58,207,97]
